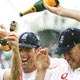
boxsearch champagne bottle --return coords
[1,39,11,51]
[19,0,59,17]
[10,21,17,31]
[1,21,17,51]
[43,0,59,7]
[0,31,11,51]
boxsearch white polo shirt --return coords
[22,57,67,80]
[44,57,68,80]
[47,58,80,80]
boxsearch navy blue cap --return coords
[19,32,41,48]
[55,28,80,54]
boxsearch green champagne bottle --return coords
[19,0,45,17]
[19,0,59,17]
[0,21,17,51]
[0,39,11,51]
[10,21,17,31]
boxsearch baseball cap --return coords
[55,28,80,54]
[19,32,41,48]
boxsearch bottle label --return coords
[0,39,11,51]
[43,0,59,7]
[2,44,11,51]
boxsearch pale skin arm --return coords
[35,48,50,80]
[4,32,22,80]
[9,32,22,80]
[44,3,80,21]
[0,25,22,80]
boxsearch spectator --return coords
[0,47,3,69]
[1,50,12,69]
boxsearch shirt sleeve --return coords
[49,57,68,68]
[0,69,6,80]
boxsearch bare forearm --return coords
[45,3,80,21]
[59,7,80,21]
[11,44,22,80]
[35,70,46,80]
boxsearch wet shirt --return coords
[22,70,37,80]
[50,66,80,80]
[44,57,68,80]
[48,58,80,80]
[22,57,66,80]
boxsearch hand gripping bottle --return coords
[1,21,17,51]
[0,39,11,51]
[19,0,59,17]
[0,31,11,51]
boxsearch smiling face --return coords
[64,44,80,70]
[19,46,37,73]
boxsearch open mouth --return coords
[22,59,28,63]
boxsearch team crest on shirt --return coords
[61,73,68,80]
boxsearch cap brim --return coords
[55,46,72,54]
[19,43,36,48]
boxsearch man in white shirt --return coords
[18,32,41,80]
[0,27,41,80]
[35,27,80,80]
[0,25,62,80]
[19,32,62,80]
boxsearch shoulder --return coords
[50,57,67,63]
[49,57,68,68]
[3,68,12,80]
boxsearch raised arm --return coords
[35,48,50,80]
[44,3,80,21]
[9,32,22,80]
[0,25,22,80]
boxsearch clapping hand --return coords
[36,48,50,71]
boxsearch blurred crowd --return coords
[0,47,12,69]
